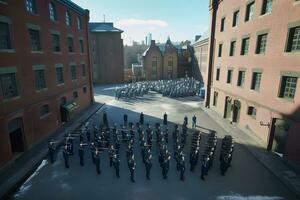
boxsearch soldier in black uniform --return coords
[90,142,96,164]
[103,112,108,126]
[139,112,144,125]
[164,127,169,144]
[78,143,85,166]
[48,141,56,163]
[94,149,101,175]
[108,144,114,167]
[112,154,120,178]
[192,115,197,129]
[145,153,152,180]
[128,155,136,182]
[184,116,188,126]
[124,113,128,126]
[63,145,70,168]
[201,155,209,180]
[162,152,171,179]
[163,112,168,125]
[86,126,91,142]
[179,155,186,181]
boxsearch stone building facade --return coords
[207,0,300,163]
[89,22,124,84]
[0,0,93,167]
[142,39,186,81]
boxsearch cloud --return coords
[115,18,168,28]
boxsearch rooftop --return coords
[89,22,123,33]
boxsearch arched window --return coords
[49,2,57,21]
[25,0,37,14]
[65,10,71,26]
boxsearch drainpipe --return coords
[205,0,219,108]
[85,9,95,104]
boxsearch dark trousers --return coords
[110,157,113,167]
[49,152,55,163]
[64,158,69,168]
[130,169,135,182]
[80,156,84,166]
[180,171,185,181]
[96,164,101,174]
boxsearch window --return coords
[241,37,250,55]
[245,1,255,22]
[83,87,87,93]
[0,22,11,49]
[237,71,246,87]
[261,0,272,15]
[77,17,82,30]
[247,106,257,118]
[73,91,78,98]
[220,17,225,32]
[34,69,46,90]
[286,26,300,52]
[29,29,41,51]
[49,2,57,21]
[216,68,220,81]
[218,43,223,57]
[40,105,50,117]
[55,67,64,84]
[256,33,268,54]
[213,91,218,106]
[71,65,77,80]
[232,10,239,27]
[0,72,18,99]
[67,37,74,52]
[279,76,297,100]
[229,40,236,56]
[227,69,233,84]
[251,72,262,91]
[81,63,86,77]
[152,56,157,79]
[79,39,84,53]
[65,11,71,26]
[25,0,37,14]
[51,34,60,52]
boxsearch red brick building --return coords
[206,0,300,163]
[0,0,93,167]
[89,22,124,84]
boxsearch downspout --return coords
[85,9,95,104]
[205,0,219,108]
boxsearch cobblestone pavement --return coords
[10,84,298,200]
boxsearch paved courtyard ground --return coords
[10,84,298,200]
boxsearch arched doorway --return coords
[224,96,232,119]
[232,100,241,123]
[8,118,25,153]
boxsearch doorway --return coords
[232,100,241,123]
[268,118,289,156]
[224,96,232,119]
[8,118,25,153]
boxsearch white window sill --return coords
[31,51,44,54]
[0,49,15,53]
[72,79,78,82]
[57,83,64,86]
[36,88,48,93]
[40,113,51,120]
[69,52,76,55]
[53,51,62,54]
[3,96,21,102]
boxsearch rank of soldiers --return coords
[47,112,234,183]
[115,77,201,100]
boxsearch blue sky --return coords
[72,0,210,45]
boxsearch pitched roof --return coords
[58,0,87,15]
[89,22,123,33]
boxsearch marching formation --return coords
[48,111,234,183]
[114,77,202,100]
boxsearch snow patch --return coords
[217,195,283,200]
[181,102,200,108]
[14,160,48,198]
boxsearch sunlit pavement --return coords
[11,84,298,200]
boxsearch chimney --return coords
[195,35,201,41]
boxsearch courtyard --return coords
[11,84,298,200]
